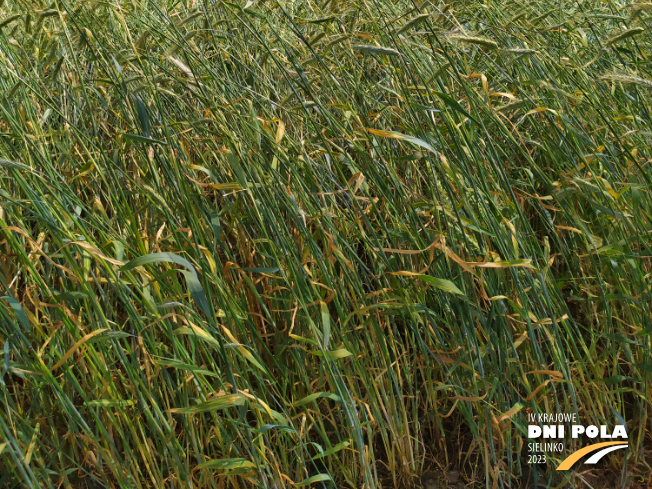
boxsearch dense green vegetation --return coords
[1,0,651,487]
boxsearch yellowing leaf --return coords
[524,107,558,117]
[206,182,243,191]
[291,392,341,407]
[496,402,525,423]
[366,128,437,154]
[490,92,517,100]
[416,275,465,295]
[312,440,351,460]
[555,225,583,234]
[169,394,245,414]
[276,120,285,143]
[513,332,528,349]
[474,259,534,269]
[296,474,332,486]
[352,44,400,56]
[310,348,353,359]
[198,458,256,470]
[87,399,135,408]
[527,370,564,379]
[221,325,268,373]
[176,324,221,351]
[50,329,109,371]
[451,392,488,402]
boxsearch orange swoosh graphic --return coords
[557,441,628,470]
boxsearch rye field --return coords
[0,0,651,487]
